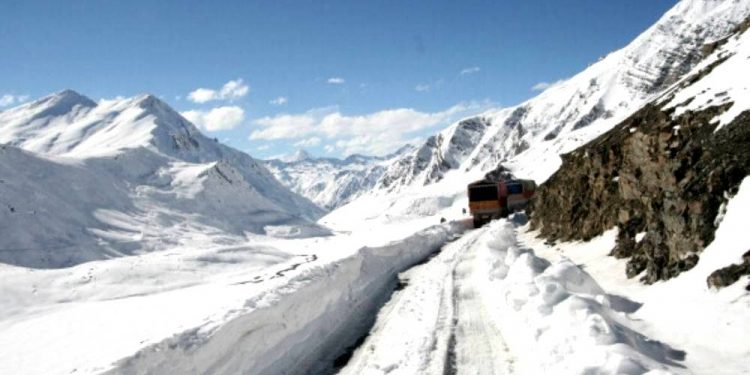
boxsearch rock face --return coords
[707,250,750,290]
[531,104,749,283]
[530,26,750,283]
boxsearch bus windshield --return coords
[469,185,498,201]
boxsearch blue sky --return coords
[0,0,676,158]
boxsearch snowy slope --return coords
[0,91,325,268]
[378,0,750,190]
[376,0,750,192]
[264,146,413,210]
[662,16,750,129]
[0,90,323,219]
[325,0,750,229]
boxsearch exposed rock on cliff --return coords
[531,101,749,283]
[707,250,750,290]
[530,15,750,285]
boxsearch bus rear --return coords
[467,181,503,227]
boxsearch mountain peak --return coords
[37,89,97,110]
[0,90,209,159]
[282,149,312,163]
[134,93,160,105]
[131,93,175,114]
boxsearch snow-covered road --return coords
[339,217,687,375]
[339,226,514,374]
[5,210,744,374]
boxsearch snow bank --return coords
[263,223,332,239]
[335,217,686,374]
[480,219,685,374]
[105,222,467,374]
[523,177,750,374]
[338,227,492,375]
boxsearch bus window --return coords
[469,185,498,201]
[507,183,523,194]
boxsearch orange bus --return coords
[467,179,536,227]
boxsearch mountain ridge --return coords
[264,145,414,210]
[0,91,326,268]
[367,0,750,195]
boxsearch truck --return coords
[467,179,536,227]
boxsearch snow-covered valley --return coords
[2,0,750,374]
[0,218,467,374]
[4,183,748,374]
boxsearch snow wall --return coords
[106,221,468,374]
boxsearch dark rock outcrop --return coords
[529,98,750,283]
[484,164,515,182]
[707,250,750,290]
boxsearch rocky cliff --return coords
[530,20,750,284]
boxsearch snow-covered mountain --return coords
[373,0,750,193]
[0,91,325,268]
[324,0,750,230]
[264,145,413,210]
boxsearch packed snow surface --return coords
[0,220,467,375]
[341,218,690,375]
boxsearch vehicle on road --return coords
[467,179,536,227]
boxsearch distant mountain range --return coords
[269,0,750,211]
[263,145,414,210]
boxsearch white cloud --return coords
[188,79,249,103]
[531,82,551,91]
[270,96,288,105]
[181,106,245,132]
[188,88,216,103]
[327,77,345,85]
[0,95,15,107]
[256,144,271,151]
[460,66,480,75]
[414,79,444,93]
[250,102,487,156]
[0,94,29,107]
[415,84,431,92]
[250,106,338,141]
[293,137,322,148]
